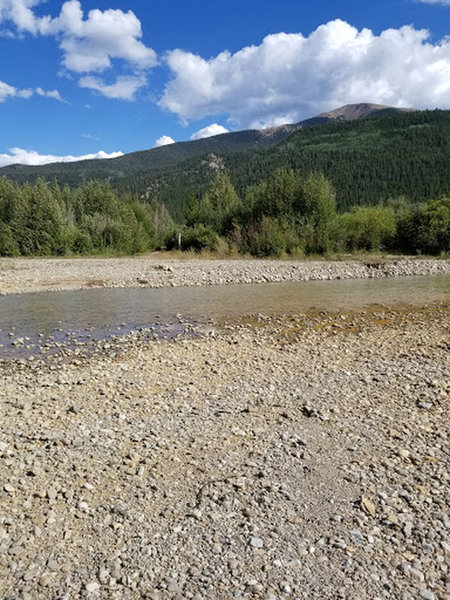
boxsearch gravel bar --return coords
[0,256,449,295]
[0,302,449,599]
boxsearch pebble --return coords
[228,559,239,571]
[85,581,101,593]
[47,488,57,500]
[409,568,425,583]
[420,590,436,600]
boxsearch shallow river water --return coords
[0,274,448,358]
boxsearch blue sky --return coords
[1,0,450,166]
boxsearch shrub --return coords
[250,217,286,257]
[66,226,93,255]
[0,223,19,256]
[186,174,241,234]
[179,225,220,252]
[331,205,396,252]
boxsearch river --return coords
[0,274,448,358]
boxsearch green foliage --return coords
[178,225,220,252]
[0,177,165,257]
[3,110,450,219]
[187,174,241,234]
[150,109,450,217]
[14,178,66,255]
[301,172,336,225]
[1,144,449,257]
[65,226,93,254]
[251,167,302,221]
[413,197,450,254]
[0,178,20,223]
[180,165,449,257]
[0,223,19,256]
[330,205,397,252]
[74,180,121,220]
[249,217,286,257]
[238,170,337,255]
[185,192,201,227]
[297,173,336,254]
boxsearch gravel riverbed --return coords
[0,301,448,600]
[0,256,449,295]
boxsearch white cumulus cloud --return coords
[190,123,229,140]
[154,135,175,147]
[0,79,63,102]
[160,19,450,128]
[39,1,157,73]
[0,0,43,34]
[0,147,123,167]
[79,74,147,100]
[0,0,157,99]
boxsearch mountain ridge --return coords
[317,102,415,121]
[3,103,449,222]
[0,102,411,177]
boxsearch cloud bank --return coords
[3,6,450,135]
[190,124,229,140]
[160,19,450,128]
[0,147,123,167]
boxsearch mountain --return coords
[224,108,450,211]
[317,102,415,121]
[0,103,410,189]
[2,103,449,221]
[128,107,450,218]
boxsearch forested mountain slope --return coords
[2,105,448,222]
[143,109,450,219]
[1,104,409,197]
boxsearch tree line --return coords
[0,178,173,257]
[172,169,449,257]
[0,170,448,257]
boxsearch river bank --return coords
[0,302,449,599]
[0,255,449,295]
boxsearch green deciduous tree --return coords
[252,167,302,221]
[190,174,241,234]
[414,197,450,254]
[301,172,336,226]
